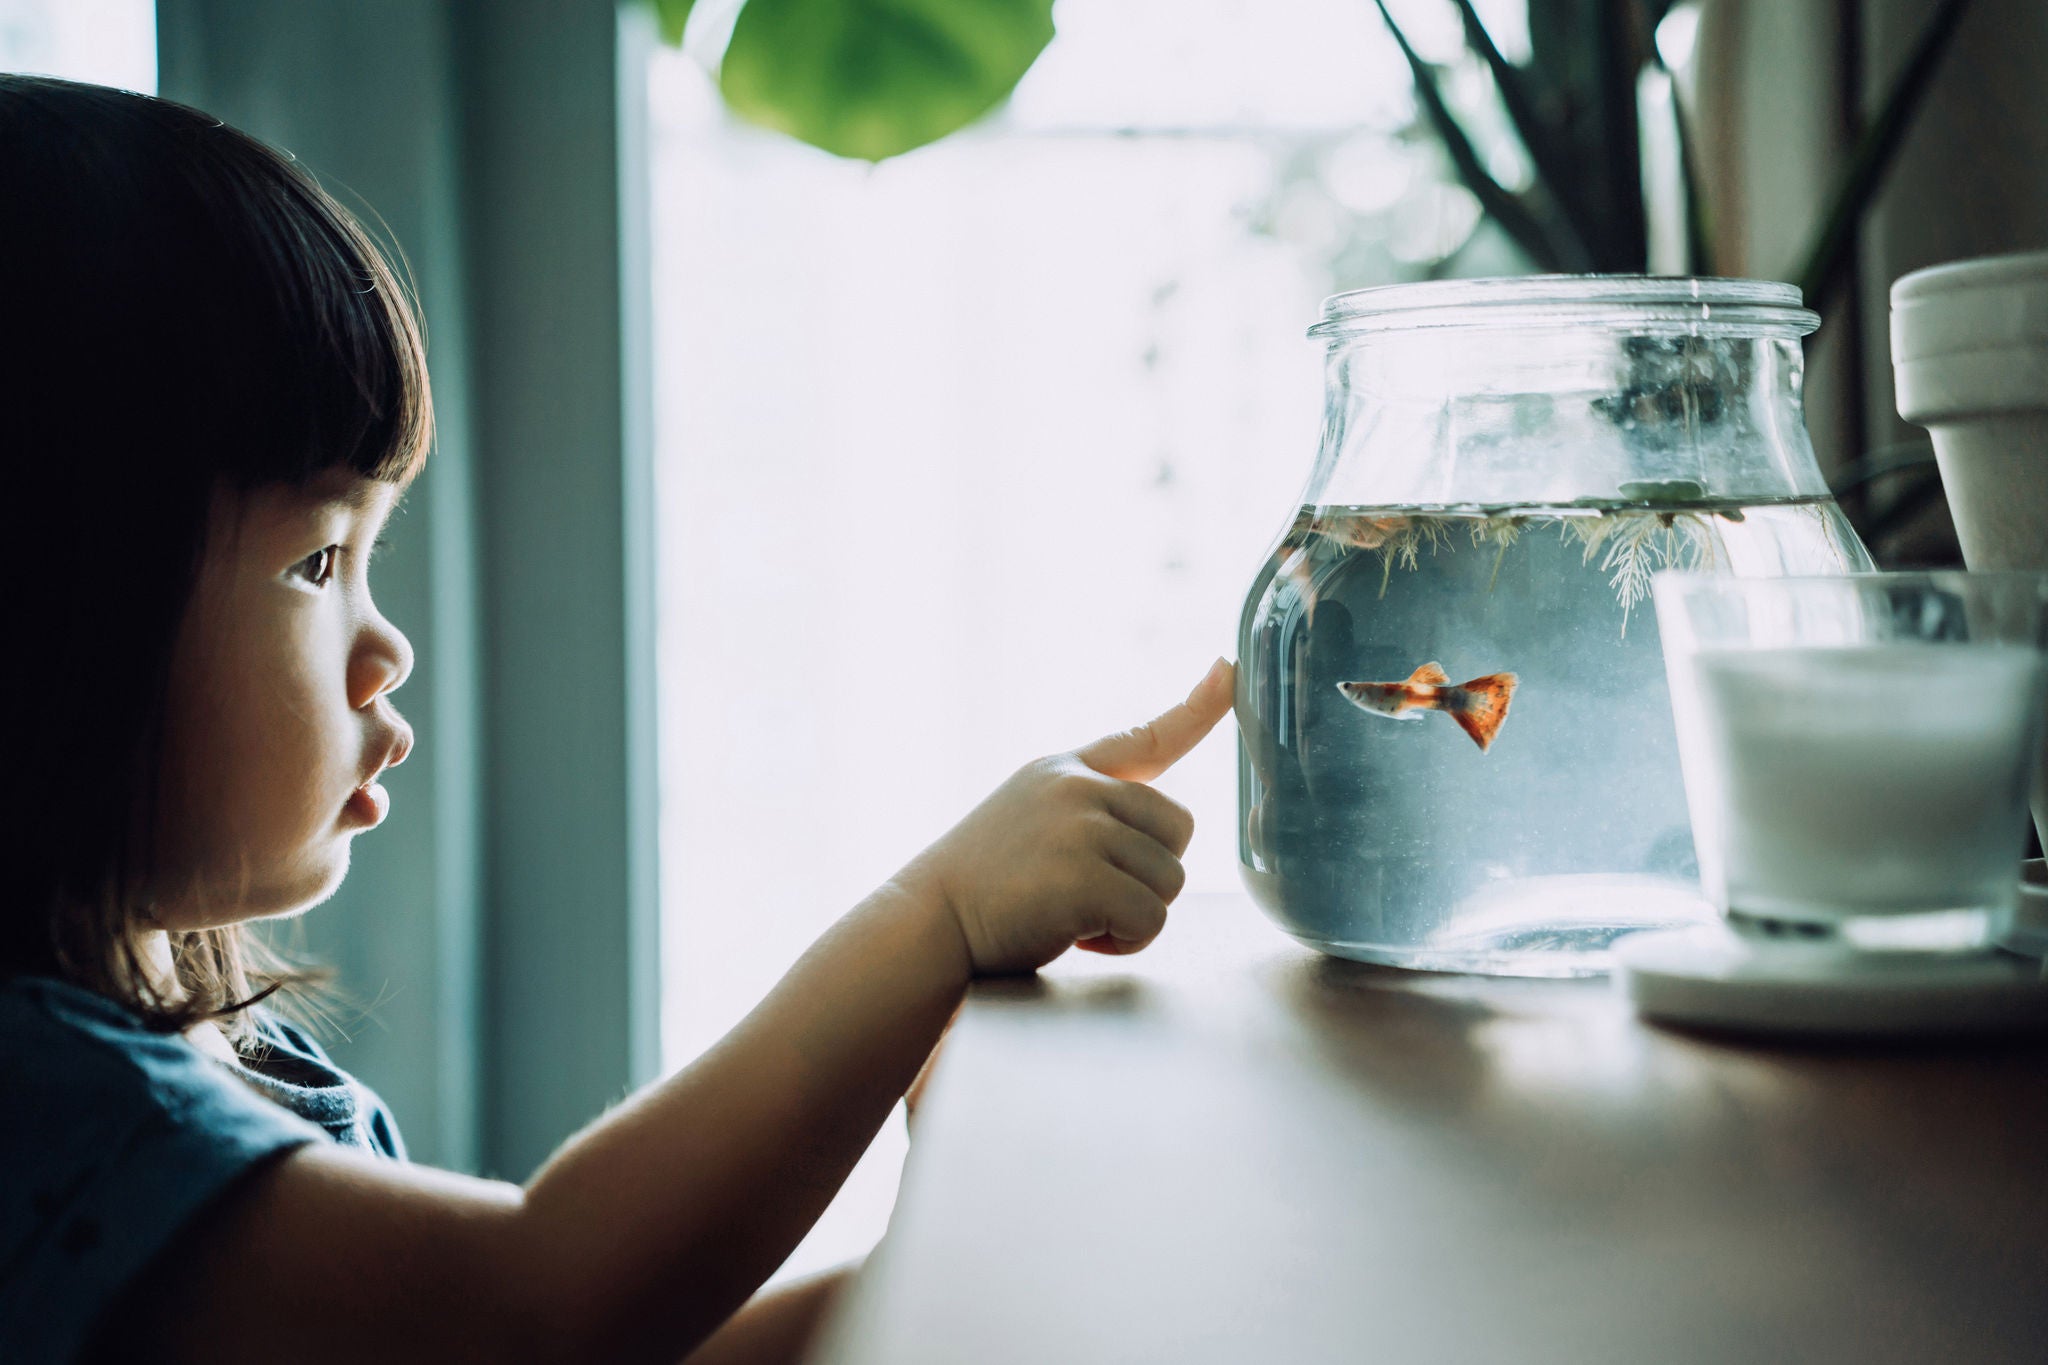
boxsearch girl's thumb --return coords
[1076,658,1235,782]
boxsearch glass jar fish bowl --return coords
[1236,277,1873,976]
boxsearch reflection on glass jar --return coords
[1236,276,1873,976]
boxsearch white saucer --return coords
[1995,859,2048,959]
[1615,923,2048,1038]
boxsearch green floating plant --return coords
[1369,517,1455,597]
[1468,515,1523,592]
[1325,508,1718,633]
[1560,510,1717,632]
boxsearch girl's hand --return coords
[898,659,1235,976]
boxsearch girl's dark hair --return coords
[0,76,432,1035]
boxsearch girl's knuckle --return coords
[1022,754,1067,784]
[1133,898,1168,940]
[1056,769,1105,802]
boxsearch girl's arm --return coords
[682,1266,849,1365]
[96,663,1233,1365]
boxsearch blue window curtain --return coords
[155,0,660,1179]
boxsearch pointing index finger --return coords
[1076,658,1235,782]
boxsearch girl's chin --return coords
[261,855,353,921]
[150,855,350,930]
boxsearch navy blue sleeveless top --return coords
[0,976,404,1361]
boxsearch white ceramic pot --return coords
[1892,249,2048,850]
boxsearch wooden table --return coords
[814,893,2048,1363]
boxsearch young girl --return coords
[0,76,1234,1364]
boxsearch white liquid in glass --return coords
[1683,643,2047,920]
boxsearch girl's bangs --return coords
[198,130,435,491]
[320,202,434,487]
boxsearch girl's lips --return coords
[344,781,390,828]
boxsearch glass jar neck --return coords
[1303,325,1831,511]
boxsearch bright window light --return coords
[1656,2,1702,74]
[0,0,154,93]
[648,0,1523,1277]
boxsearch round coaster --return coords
[1615,924,2048,1038]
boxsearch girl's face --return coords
[152,473,415,929]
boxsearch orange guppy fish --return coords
[1335,662,1520,752]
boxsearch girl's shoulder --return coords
[0,975,403,1156]
[0,975,327,1362]
[0,973,273,1106]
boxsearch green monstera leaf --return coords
[651,0,698,46]
[715,0,1057,162]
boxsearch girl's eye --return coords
[293,546,338,587]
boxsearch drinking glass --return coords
[1652,571,2048,950]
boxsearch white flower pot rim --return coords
[1891,249,2048,421]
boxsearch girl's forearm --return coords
[682,1266,851,1365]
[511,877,970,1360]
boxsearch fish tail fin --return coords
[1407,661,1451,686]
[1449,673,1519,752]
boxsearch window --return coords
[649,0,1528,1275]
[0,0,154,92]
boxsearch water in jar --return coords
[1235,493,1870,975]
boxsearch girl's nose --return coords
[350,611,415,709]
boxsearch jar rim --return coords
[1311,274,1820,339]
